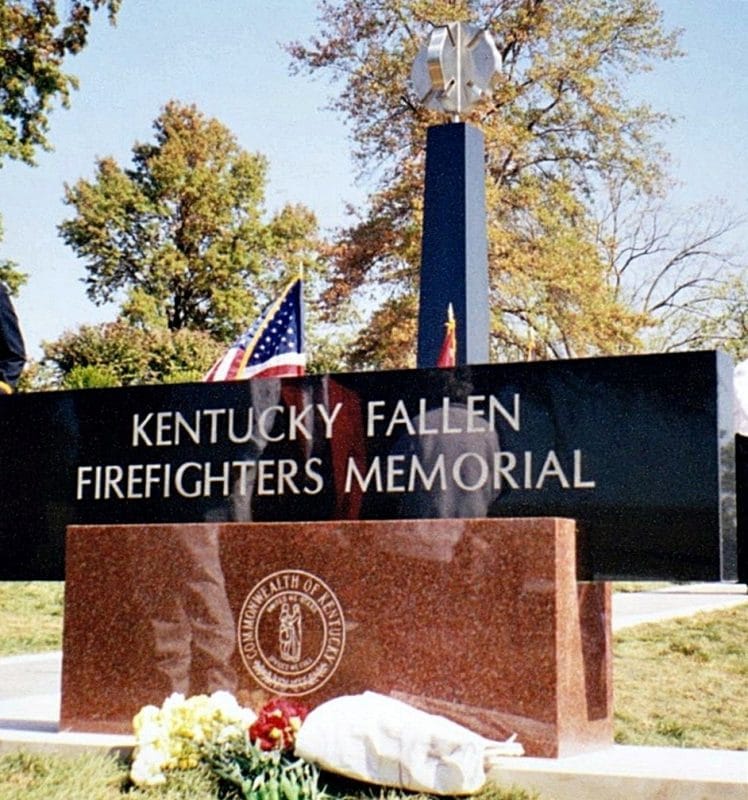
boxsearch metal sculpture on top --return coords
[411,22,502,119]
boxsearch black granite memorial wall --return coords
[0,350,737,582]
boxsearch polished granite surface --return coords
[61,518,612,757]
[1,352,736,582]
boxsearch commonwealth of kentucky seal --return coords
[238,569,345,695]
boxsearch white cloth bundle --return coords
[294,692,523,796]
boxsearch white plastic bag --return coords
[294,692,522,796]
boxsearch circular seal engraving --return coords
[238,569,345,696]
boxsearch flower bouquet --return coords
[131,693,322,800]
[130,691,257,786]
[210,698,321,800]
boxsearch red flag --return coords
[436,303,456,367]
[204,278,305,382]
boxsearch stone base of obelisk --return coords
[60,518,612,758]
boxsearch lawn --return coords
[0,752,541,800]
[0,582,64,656]
[614,602,748,749]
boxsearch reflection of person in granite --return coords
[224,378,283,521]
[391,374,500,519]
[341,375,502,700]
[149,525,238,696]
[148,380,283,697]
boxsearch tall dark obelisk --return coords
[410,22,500,368]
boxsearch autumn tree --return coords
[0,217,25,294]
[40,320,224,388]
[593,176,746,353]
[49,102,321,386]
[60,101,319,336]
[0,0,120,166]
[0,1,121,326]
[663,277,748,362]
[288,0,698,365]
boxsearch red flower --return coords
[250,698,309,751]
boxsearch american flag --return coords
[203,278,306,381]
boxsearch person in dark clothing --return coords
[0,283,25,393]
[734,360,748,584]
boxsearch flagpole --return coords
[298,266,306,360]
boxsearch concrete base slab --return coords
[488,744,748,800]
[0,725,134,758]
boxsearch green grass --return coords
[0,753,539,800]
[0,582,64,656]
[613,603,748,750]
[611,581,674,593]
[330,784,541,800]
[0,752,220,800]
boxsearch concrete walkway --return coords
[611,581,748,631]
[0,651,61,731]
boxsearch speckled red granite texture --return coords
[61,519,612,757]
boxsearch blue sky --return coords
[1,0,746,358]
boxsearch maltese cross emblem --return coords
[411,22,502,118]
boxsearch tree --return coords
[288,0,691,365]
[59,102,320,342]
[666,277,748,363]
[40,320,224,388]
[593,177,746,353]
[0,218,25,294]
[0,0,122,385]
[0,218,26,354]
[49,102,325,387]
[0,0,120,166]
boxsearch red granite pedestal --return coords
[60,518,612,757]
